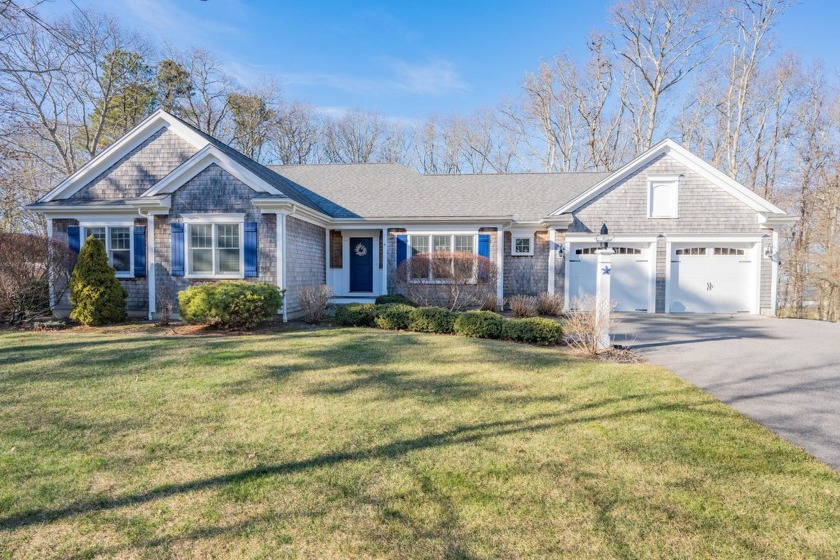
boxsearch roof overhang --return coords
[329,215,514,227]
[551,139,789,217]
[760,214,798,228]
[25,195,172,217]
[540,214,574,228]
[252,197,332,226]
[39,110,209,202]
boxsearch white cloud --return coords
[386,58,469,96]
[122,0,247,45]
[279,58,470,98]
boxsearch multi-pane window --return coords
[83,226,132,275]
[714,247,745,256]
[410,235,429,256]
[512,235,533,256]
[109,227,131,273]
[407,234,478,281]
[187,223,242,276]
[675,247,706,256]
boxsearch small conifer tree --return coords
[69,236,128,325]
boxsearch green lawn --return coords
[0,325,838,559]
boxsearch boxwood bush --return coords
[373,303,415,330]
[178,281,283,329]
[408,306,457,334]
[503,317,563,346]
[453,310,505,339]
[375,293,416,306]
[334,303,377,326]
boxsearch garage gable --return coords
[552,139,786,235]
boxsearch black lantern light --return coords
[595,222,614,249]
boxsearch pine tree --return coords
[69,236,128,325]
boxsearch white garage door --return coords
[668,244,756,313]
[567,243,653,312]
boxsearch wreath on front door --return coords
[354,243,368,257]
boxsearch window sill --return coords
[511,252,534,257]
[185,274,245,280]
[115,273,134,279]
[648,215,679,219]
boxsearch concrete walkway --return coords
[613,314,840,470]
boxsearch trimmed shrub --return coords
[453,310,505,339]
[509,294,539,317]
[69,236,127,326]
[334,303,377,326]
[374,303,415,330]
[298,284,333,324]
[408,306,457,334]
[179,281,283,329]
[375,293,415,306]
[504,317,563,345]
[536,293,564,316]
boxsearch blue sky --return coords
[43,0,840,121]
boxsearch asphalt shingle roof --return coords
[269,163,609,222]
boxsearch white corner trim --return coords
[551,139,787,216]
[142,145,283,197]
[147,214,156,320]
[41,110,209,202]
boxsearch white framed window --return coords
[185,223,244,278]
[511,233,533,256]
[82,224,133,277]
[648,176,679,218]
[407,233,478,282]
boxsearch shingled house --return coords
[28,110,794,320]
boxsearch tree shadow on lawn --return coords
[0,388,733,532]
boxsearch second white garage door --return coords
[668,243,757,313]
[567,243,654,312]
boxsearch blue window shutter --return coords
[133,226,146,277]
[171,222,184,277]
[396,235,408,267]
[244,221,258,277]
[478,234,490,259]
[67,225,81,254]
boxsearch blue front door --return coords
[349,237,373,292]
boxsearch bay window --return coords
[186,222,243,277]
[82,225,132,276]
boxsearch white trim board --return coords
[142,145,284,197]
[41,110,208,202]
[551,139,787,217]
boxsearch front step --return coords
[332,296,378,305]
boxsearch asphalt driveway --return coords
[613,314,840,470]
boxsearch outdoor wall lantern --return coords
[595,222,614,249]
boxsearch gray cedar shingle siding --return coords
[284,216,326,317]
[71,129,196,200]
[154,164,278,314]
[570,152,773,312]
[503,230,549,297]
[570,153,763,234]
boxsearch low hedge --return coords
[336,303,560,347]
[374,303,415,330]
[334,303,377,326]
[375,293,416,306]
[453,310,506,339]
[408,306,457,334]
[178,281,283,329]
[503,317,563,346]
